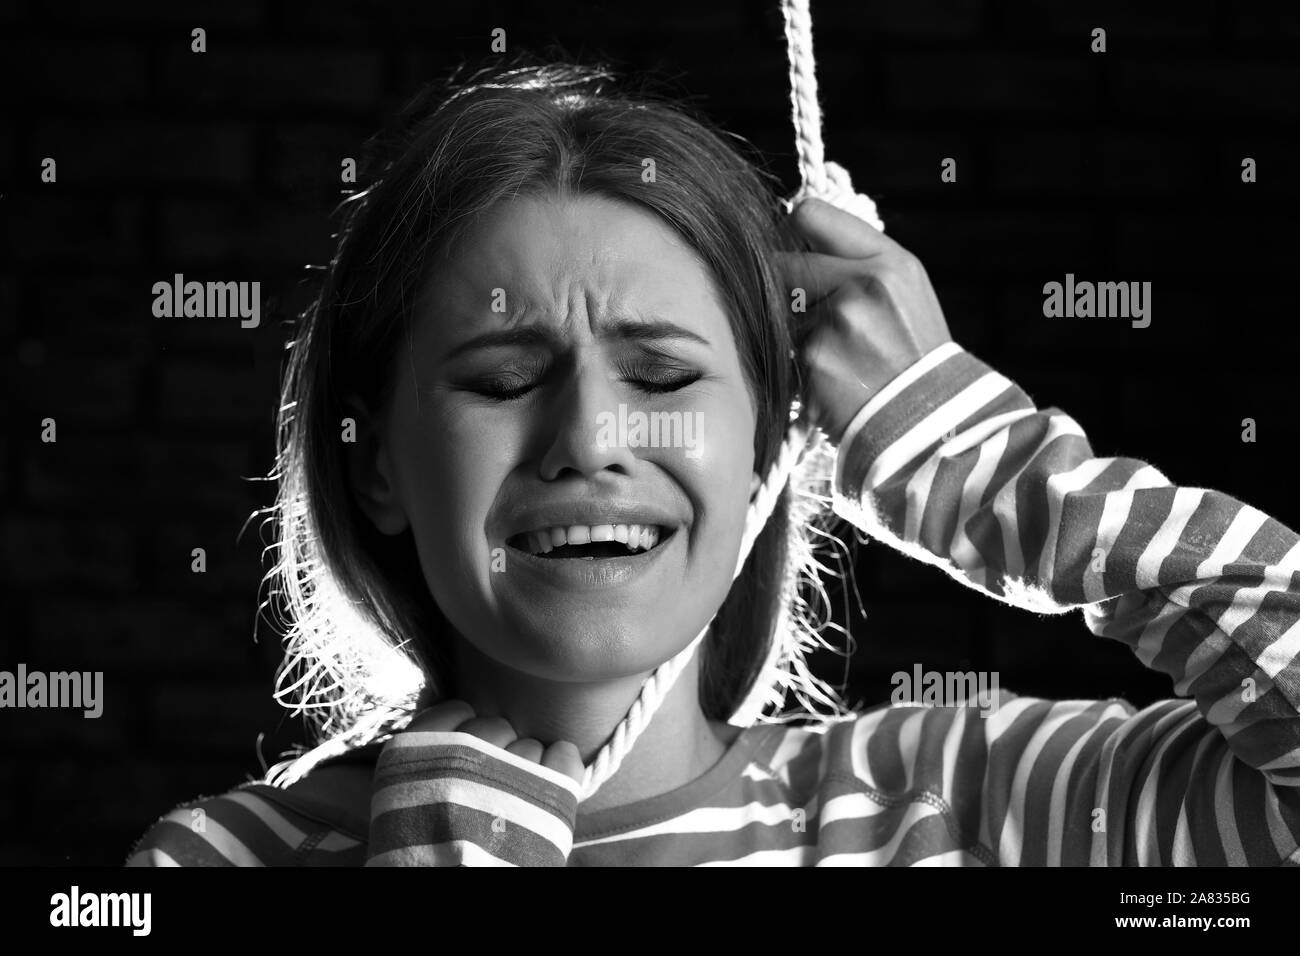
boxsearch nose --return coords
[538,352,638,481]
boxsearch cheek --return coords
[670,384,758,565]
[393,404,520,591]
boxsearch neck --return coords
[451,636,739,813]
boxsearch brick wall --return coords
[2,0,1298,864]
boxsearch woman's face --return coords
[358,191,759,683]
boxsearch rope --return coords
[782,0,885,230]
[578,423,804,798]
[579,0,880,801]
[783,0,827,193]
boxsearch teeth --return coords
[517,523,665,556]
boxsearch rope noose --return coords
[579,0,878,801]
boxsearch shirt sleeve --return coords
[365,731,580,867]
[124,784,368,867]
[831,342,1300,865]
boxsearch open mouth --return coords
[506,524,672,559]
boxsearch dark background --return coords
[2,0,1298,865]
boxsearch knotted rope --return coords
[579,0,885,801]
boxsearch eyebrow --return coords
[443,317,712,360]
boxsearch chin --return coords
[488,604,690,683]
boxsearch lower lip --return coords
[502,532,678,592]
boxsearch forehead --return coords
[415,192,730,340]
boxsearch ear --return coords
[344,394,410,536]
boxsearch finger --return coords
[773,250,865,301]
[406,699,476,733]
[791,196,894,260]
[504,737,545,764]
[778,257,886,348]
[541,741,584,784]
[454,716,517,751]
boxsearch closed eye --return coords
[626,369,702,394]
[474,377,538,400]
[457,354,704,401]
[617,357,702,394]
[460,357,552,401]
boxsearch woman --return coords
[128,59,1300,866]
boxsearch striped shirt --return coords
[127,343,1300,866]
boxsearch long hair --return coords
[260,55,818,785]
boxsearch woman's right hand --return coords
[405,700,585,784]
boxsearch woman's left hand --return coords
[776,196,953,445]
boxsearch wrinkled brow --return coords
[444,318,711,359]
